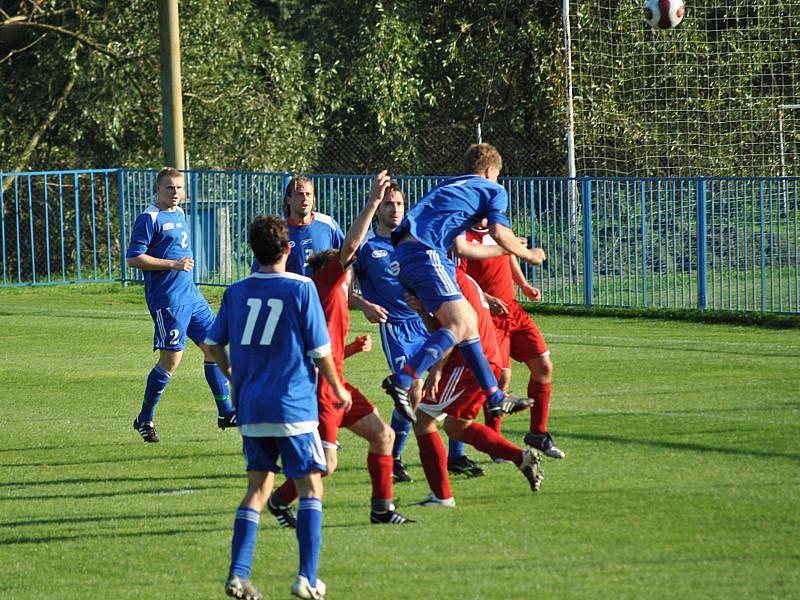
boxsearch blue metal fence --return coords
[1,168,798,315]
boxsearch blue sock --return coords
[458,338,503,403]
[390,409,412,458]
[229,506,260,579]
[204,361,234,416]
[396,329,458,389]
[138,364,171,422]
[296,497,323,588]
[448,438,466,461]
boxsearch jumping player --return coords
[266,171,414,526]
[382,143,546,422]
[206,215,349,600]
[459,222,565,459]
[412,268,544,506]
[353,181,484,480]
[125,167,236,443]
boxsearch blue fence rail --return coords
[2,169,798,314]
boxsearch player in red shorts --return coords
[267,171,414,526]
[458,221,565,459]
[411,269,544,506]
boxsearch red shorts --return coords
[418,364,502,422]
[317,379,375,447]
[491,301,549,367]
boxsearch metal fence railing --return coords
[1,169,798,315]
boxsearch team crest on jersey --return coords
[388,260,400,276]
[371,249,389,258]
[288,241,296,248]
[301,239,313,246]
[163,223,175,230]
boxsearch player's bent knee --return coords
[443,416,470,440]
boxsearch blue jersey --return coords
[353,231,419,321]
[394,175,510,253]
[287,212,344,276]
[250,213,344,276]
[126,205,203,310]
[205,272,331,436]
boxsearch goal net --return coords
[568,1,800,177]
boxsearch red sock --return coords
[277,479,298,504]
[461,422,523,465]
[483,403,503,433]
[416,432,452,500]
[528,380,551,434]
[367,452,393,501]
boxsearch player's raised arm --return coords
[488,222,546,266]
[339,170,391,266]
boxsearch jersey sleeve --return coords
[204,289,230,346]
[301,282,332,358]
[485,187,510,228]
[126,213,155,258]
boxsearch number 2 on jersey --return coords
[241,298,284,345]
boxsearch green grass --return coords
[1,284,799,599]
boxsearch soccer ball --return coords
[643,0,685,29]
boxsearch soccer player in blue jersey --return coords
[282,176,345,277]
[125,167,236,443]
[383,143,546,422]
[206,215,351,600]
[353,182,485,480]
[253,175,388,324]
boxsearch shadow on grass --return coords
[0,525,227,546]
[0,472,240,489]
[0,509,231,529]
[0,483,233,503]
[555,338,800,359]
[564,432,800,461]
[1,450,241,469]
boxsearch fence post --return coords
[117,170,128,285]
[641,180,648,307]
[74,173,82,281]
[190,169,199,285]
[581,177,593,306]
[695,177,707,309]
[759,180,766,312]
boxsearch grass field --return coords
[1,284,799,599]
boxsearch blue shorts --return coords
[242,431,327,479]
[391,242,463,314]
[379,318,429,373]
[150,300,215,351]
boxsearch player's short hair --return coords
[283,175,315,216]
[462,143,503,174]
[156,167,183,187]
[385,180,406,202]
[249,215,289,267]
[307,248,339,274]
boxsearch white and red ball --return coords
[643,0,685,29]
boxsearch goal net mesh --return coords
[569,1,800,177]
